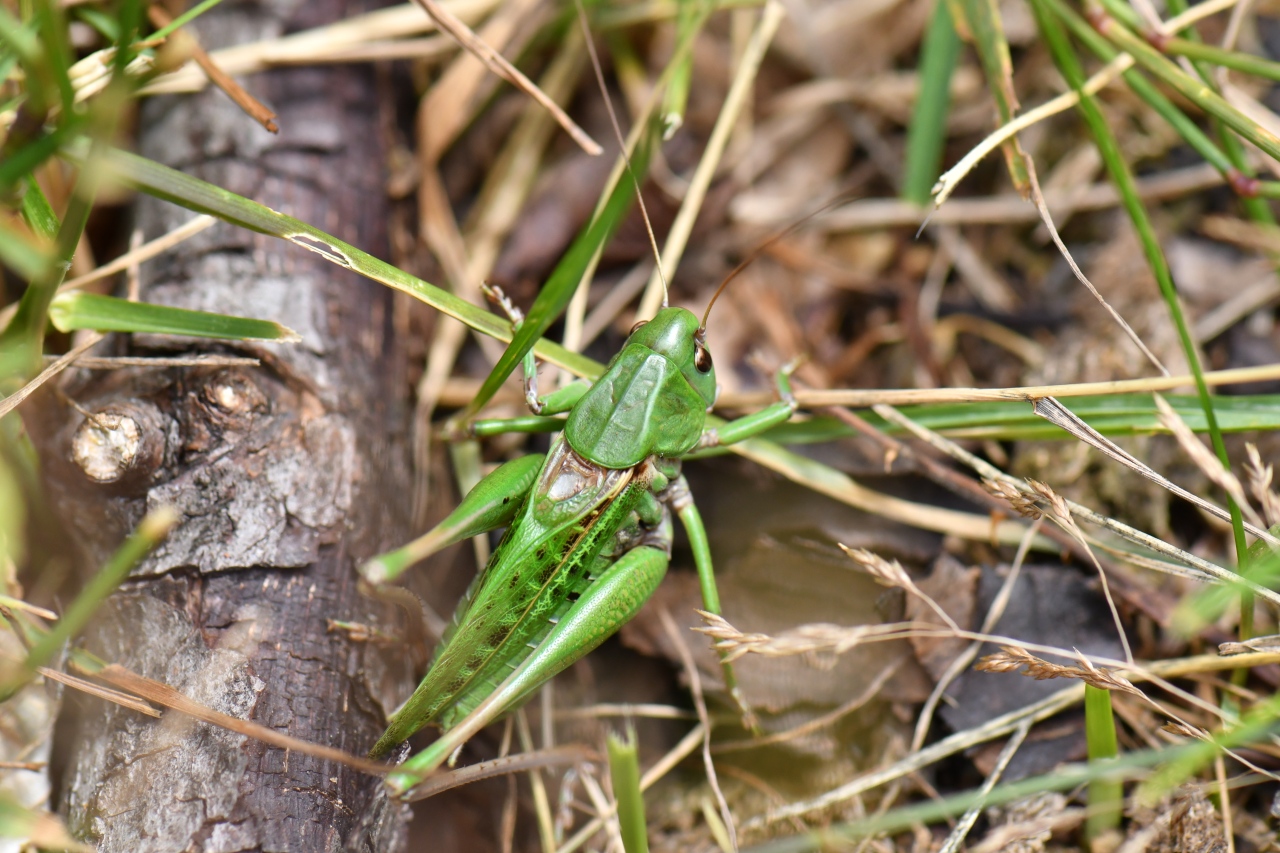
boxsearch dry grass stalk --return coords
[983,477,1046,520]
[974,794,1080,853]
[147,6,278,132]
[976,646,1144,697]
[410,0,601,155]
[694,610,936,664]
[840,544,962,633]
[1218,634,1280,655]
[1154,394,1261,528]
[1161,720,1212,740]
[1244,443,1280,529]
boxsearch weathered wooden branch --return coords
[31,0,416,848]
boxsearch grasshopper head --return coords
[564,306,717,468]
[624,306,717,410]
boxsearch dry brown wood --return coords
[28,0,417,848]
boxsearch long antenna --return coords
[701,193,853,330]
[575,0,669,307]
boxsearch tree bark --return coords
[33,0,415,848]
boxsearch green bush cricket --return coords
[359,285,800,798]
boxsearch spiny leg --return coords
[697,360,799,450]
[664,475,757,731]
[384,544,670,797]
[360,453,544,584]
[483,283,588,416]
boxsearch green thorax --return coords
[565,306,717,469]
[411,437,652,731]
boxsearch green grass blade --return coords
[0,455,23,567]
[738,394,1280,445]
[954,0,1030,192]
[457,122,656,422]
[32,0,77,114]
[1137,690,1280,804]
[0,794,90,851]
[0,9,41,65]
[0,178,59,287]
[1162,0,1277,225]
[607,728,650,853]
[1084,685,1122,840]
[1164,37,1280,83]
[0,220,55,282]
[1,140,97,377]
[1038,0,1236,177]
[659,0,699,137]
[0,123,78,193]
[1085,3,1280,165]
[48,291,302,341]
[903,0,961,205]
[1031,0,1247,578]
[148,0,226,41]
[81,143,601,379]
[19,174,59,240]
[742,737,1194,852]
[72,6,122,41]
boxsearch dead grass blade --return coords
[874,404,1280,606]
[1031,396,1276,543]
[659,606,737,852]
[977,646,1144,697]
[937,719,1032,853]
[35,664,161,717]
[1154,395,1262,528]
[86,663,391,775]
[0,333,103,419]
[403,744,597,801]
[637,0,787,318]
[792,362,1280,407]
[410,0,601,155]
[141,0,501,94]
[148,6,278,132]
[1025,155,1168,374]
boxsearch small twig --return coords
[86,663,391,775]
[937,720,1032,853]
[1025,157,1168,375]
[0,333,104,419]
[1031,396,1275,544]
[148,7,278,132]
[45,354,261,369]
[874,403,1280,607]
[410,0,601,155]
[659,607,737,852]
[402,744,597,801]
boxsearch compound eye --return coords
[694,341,713,373]
[629,320,648,335]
